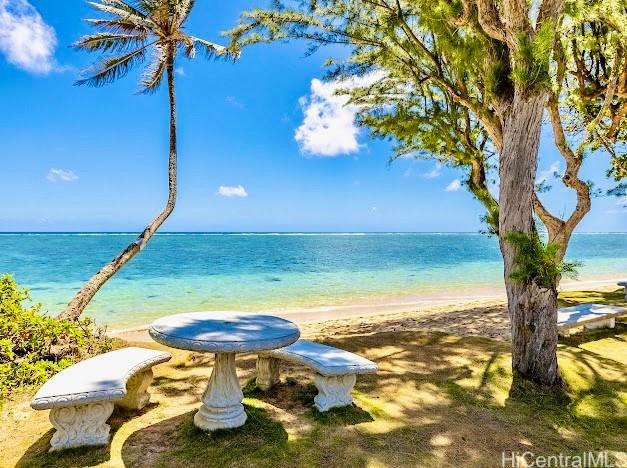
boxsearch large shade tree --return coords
[229,0,626,391]
[59,0,236,321]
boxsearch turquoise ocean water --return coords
[1,233,625,328]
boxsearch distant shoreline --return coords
[109,277,625,340]
[2,231,627,235]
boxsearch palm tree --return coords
[59,0,237,321]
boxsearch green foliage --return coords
[607,154,627,180]
[226,0,504,233]
[504,232,580,289]
[475,188,500,235]
[0,274,112,396]
[307,404,374,426]
[511,21,554,92]
[557,2,626,180]
[484,43,513,100]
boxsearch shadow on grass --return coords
[324,330,627,457]
[15,404,155,468]
[558,288,626,307]
[306,405,374,426]
[120,405,417,467]
[244,376,375,426]
[501,366,626,462]
[121,405,288,468]
[152,374,208,399]
[13,326,627,467]
[559,321,627,346]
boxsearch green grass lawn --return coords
[2,289,626,467]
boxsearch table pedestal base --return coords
[194,352,247,431]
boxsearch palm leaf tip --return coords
[75,45,150,87]
[139,47,167,94]
[73,33,147,53]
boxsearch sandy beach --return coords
[112,278,624,343]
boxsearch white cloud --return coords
[0,0,57,74]
[174,66,185,76]
[217,185,248,198]
[445,179,462,192]
[423,163,442,179]
[537,161,561,184]
[295,72,383,157]
[47,168,78,182]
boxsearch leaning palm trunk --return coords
[63,0,234,320]
[59,62,177,321]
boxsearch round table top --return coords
[149,311,300,353]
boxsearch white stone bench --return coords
[618,280,627,299]
[31,347,171,452]
[558,303,626,335]
[256,340,377,412]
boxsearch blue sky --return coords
[0,0,625,232]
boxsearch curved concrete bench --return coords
[558,303,626,335]
[256,340,377,411]
[31,347,171,451]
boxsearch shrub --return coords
[0,274,112,396]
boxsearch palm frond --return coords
[176,32,195,59]
[173,0,195,27]
[132,0,156,15]
[85,18,150,34]
[139,45,167,93]
[94,0,147,19]
[87,1,157,32]
[182,42,195,59]
[76,0,236,90]
[75,43,153,87]
[74,33,147,53]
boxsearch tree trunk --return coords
[58,57,178,321]
[498,91,563,390]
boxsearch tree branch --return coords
[537,0,565,30]
[476,0,508,44]
[534,93,592,260]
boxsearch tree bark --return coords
[58,55,178,321]
[498,91,563,390]
[533,92,591,262]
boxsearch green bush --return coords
[0,274,112,396]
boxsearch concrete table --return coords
[149,312,299,431]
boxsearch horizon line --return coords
[1,231,626,235]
